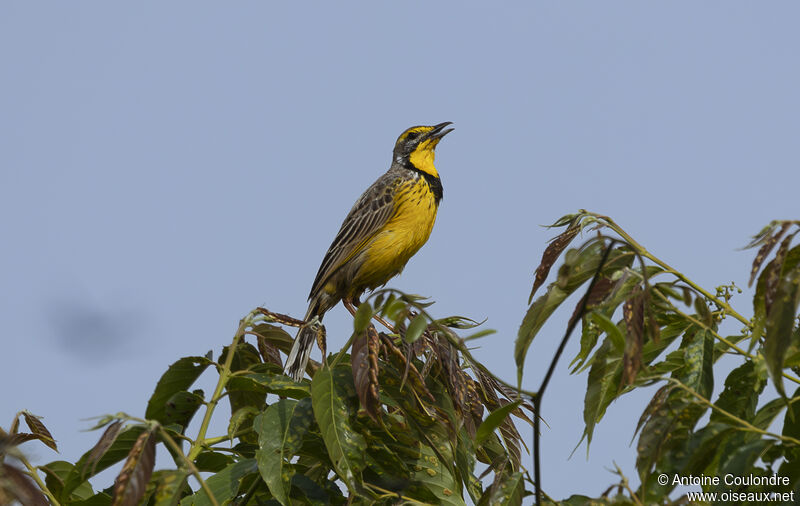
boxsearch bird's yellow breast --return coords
[352,176,438,292]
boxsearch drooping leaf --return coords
[764,231,798,314]
[582,339,621,449]
[764,262,800,397]
[475,400,522,447]
[83,421,124,476]
[21,411,57,451]
[311,366,366,492]
[351,325,380,421]
[622,288,645,385]
[748,222,791,286]
[478,468,524,506]
[752,244,800,349]
[111,428,156,506]
[0,463,49,506]
[782,386,800,439]
[63,425,148,501]
[254,398,314,505]
[529,219,582,302]
[711,361,767,424]
[516,243,632,383]
[145,356,211,424]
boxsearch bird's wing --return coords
[308,172,400,300]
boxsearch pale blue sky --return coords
[2,2,799,501]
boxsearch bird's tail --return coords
[283,321,318,381]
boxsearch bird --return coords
[283,122,453,381]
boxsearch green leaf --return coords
[582,339,620,449]
[752,244,800,352]
[163,390,204,431]
[782,386,800,439]
[718,438,774,477]
[178,458,257,506]
[254,398,314,505]
[227,406,259,444]
[193,452,234,473]
[764,262,800,397]
[145,356,211,424]
[679,328,714,399]
[590,313,625,352]
[753,398,787,430]
[40,461,93,501]
[311,366,366,493]
[475,400,522,447]
[711,361,766,424]
[404,313,428,344]
[411,443,468,506]
[243,373,311,398]
[149,469,190,506]
[353,301,373,334]
[477,470,525,506]
[516,243,633,383]
[516,285,569,378]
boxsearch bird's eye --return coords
[406,131,419,141]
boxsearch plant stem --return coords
[649,270,800,386]
[19,455,60,506]
[667,377,800,446]
[592,213,751,326]
[158,426,219,506]
[187,313,253,462]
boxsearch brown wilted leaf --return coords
[0,463,49,506]
[380,333,435,402]
[749,222,791,287]
[2,433,40,450]
[529,223,581,302]
[111,428,156,506]
[466,378,484,425]
[255,307,306,327]
[498,413,523,470]
[83,420,124,475]
[475,366,536,423]
[352,326,380,422]
[315,324,327,361]
[622,288,645,386]
[256,332,283,367]
[21,412,57,452]
[634,384,670,440]
[764,231,798,315]
[567,276,615,329]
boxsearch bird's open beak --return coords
[426,121,454,141]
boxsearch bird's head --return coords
[393,122,453,177]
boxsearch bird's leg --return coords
[343,298,358,316]
[371,313,396,333]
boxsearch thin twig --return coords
[533,239,618,506]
